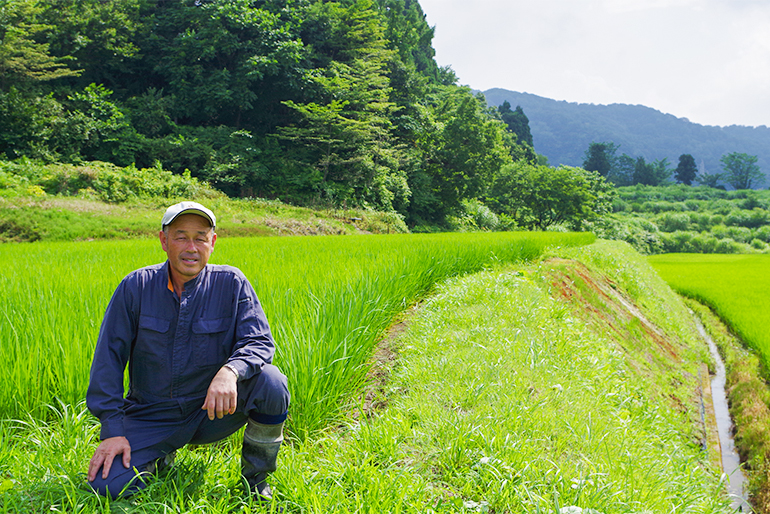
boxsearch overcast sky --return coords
[418,0,770,128]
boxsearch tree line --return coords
[582,142,763,190]
[1,0,615,230]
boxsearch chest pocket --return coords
[135,315,172,376]
[191,317,231,368]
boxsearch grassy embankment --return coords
[0,159,408,242]
[649,253,770,512]
[0,239,735,512]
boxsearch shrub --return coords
[657,212,690,232]
[754,226,770,243]
[689,212,713,232]
[661,231,694,253]
[448,199,501,232]
[689,234,719,253]
[711,224,729,240]
[715,238,742,253]
[684,199,701,211]
[0,159,222,202]
[726,226,753,244]
[584,215,662,254]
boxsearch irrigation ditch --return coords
[695,317,750,512]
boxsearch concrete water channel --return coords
[694,317,751,513]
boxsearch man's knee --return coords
[239,364,290,417]
[89,465,146,499]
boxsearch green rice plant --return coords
[648,253,770,369]
[0,231,593,437]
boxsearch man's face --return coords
[159,214,216,283]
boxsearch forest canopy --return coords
[0,0,554,226]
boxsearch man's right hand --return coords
[88,436,131,482]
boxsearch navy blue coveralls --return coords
[86,262,290,497]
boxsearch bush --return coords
[582,215,662,255]
[689,212,713,232]
[754,225,770,243]
[684,199,701,211]
[726,226,753,244]
[448,199,502,232]
[657,212,690,232]
[715,238,743,253]
[0,159,222,202]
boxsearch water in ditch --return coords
[694,317,751,513]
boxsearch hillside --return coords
[483,88,770,183]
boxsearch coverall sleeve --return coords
[86,277,138,440]
[225,274,276,381]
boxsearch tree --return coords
[674,154,698,185]
[277,0,407,211]
[498,100,533,147]
[487,161,614,230]
[0,0,79,91]
[582,142,618,178]
[720,152,763,190]
[610,154,635,186]
[632,156,671,186]
[410,89,512,223]
[696,171,723,188]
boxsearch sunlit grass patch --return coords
[274,247,729,512]
[648,253,770,369]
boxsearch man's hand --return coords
[202,366,238,420]
[88,436,131,482]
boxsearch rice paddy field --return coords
[1,235,741,513]
[0,231,593,438]
[647,253,770,368]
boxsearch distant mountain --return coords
[482,88,770,184]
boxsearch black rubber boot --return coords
[145,450,176,475]
[242,419,284,501]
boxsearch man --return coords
[86,201,290,501]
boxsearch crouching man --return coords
[86,201,290,501]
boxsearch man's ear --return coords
[159,229,168,252]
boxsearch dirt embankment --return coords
[545,259,722,471]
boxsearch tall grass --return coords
[648,253,770,368]
[0,231,593,437]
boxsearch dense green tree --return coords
[610,154,635,186]
[720,152,763,190]
[409,89,513,223]
[582,141,618,178]
[674,154,698,185]
[0,0,79,91]
[277,0,408,210]
[35,0,143,91]
[498,100,533,147]
[633,156,671,186]
[487,161,613,230]
[0,0,541,223]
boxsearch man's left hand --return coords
[202,366,238,420]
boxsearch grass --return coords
[0,240,731,512]
[0,195,410,242]
[0,231,593,438]
[647,253,770,369]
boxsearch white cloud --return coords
[419,0,770,126]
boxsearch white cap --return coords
[161,201,216,230]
